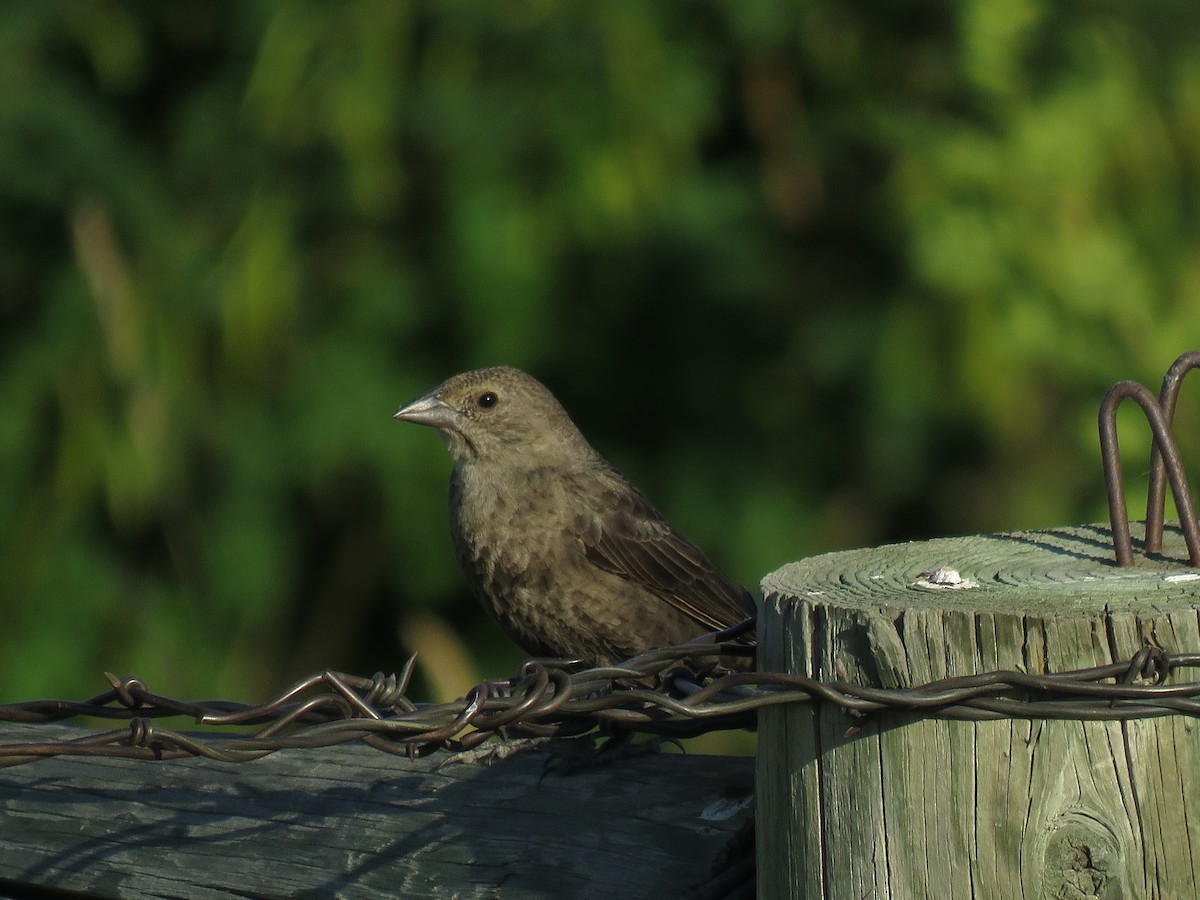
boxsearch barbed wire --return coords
[1,620,1198,770]
[4,354,1198,773]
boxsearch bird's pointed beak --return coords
[394,393,460,430]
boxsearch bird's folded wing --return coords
[576,491,755,636]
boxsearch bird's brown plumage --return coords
[395,366,754,665]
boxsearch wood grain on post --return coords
[757,523,1200,900]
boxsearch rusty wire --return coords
[1100,349,1200,566]
[4,354,1200,768]
[2,630,1200,770]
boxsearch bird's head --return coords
[394,367,594,466]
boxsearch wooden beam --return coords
[0,724,753,898]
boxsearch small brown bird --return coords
[394,366,754,666]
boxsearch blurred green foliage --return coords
[2,1,1199,706]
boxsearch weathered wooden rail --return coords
[0,721,752,898]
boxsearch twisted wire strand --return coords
[0,631,1193,769]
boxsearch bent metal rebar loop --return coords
[1099,350,1200,567]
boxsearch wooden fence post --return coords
[756,524,1200,899]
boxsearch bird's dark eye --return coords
[477,391,498,409]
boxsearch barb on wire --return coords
[1099,350,1200,566]
[2,626,1200,770]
